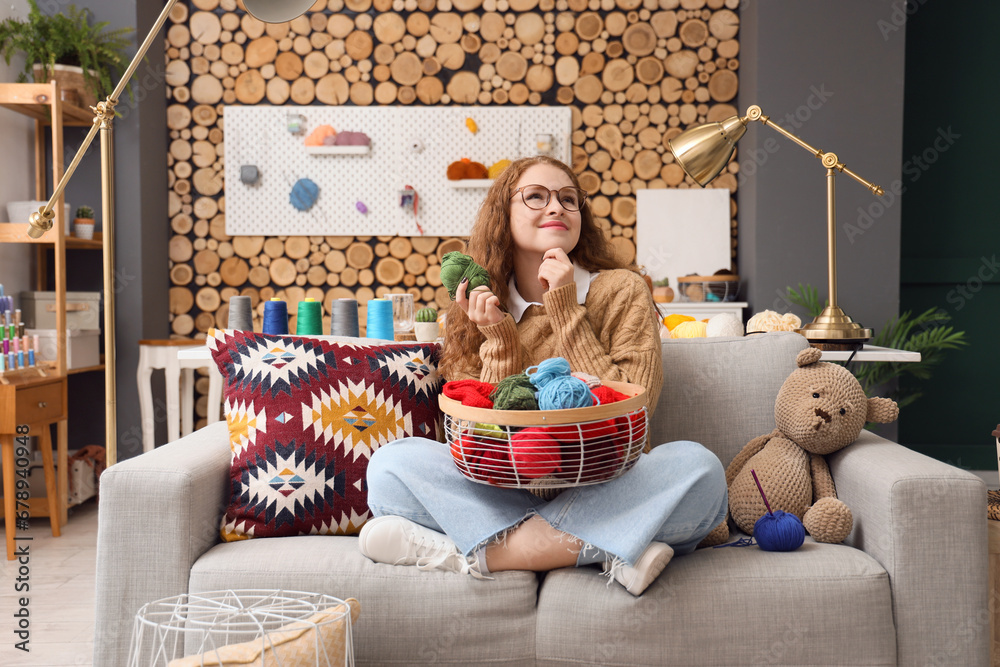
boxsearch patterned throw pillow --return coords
[208,329,443,541]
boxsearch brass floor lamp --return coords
[26,0,315,466]
[668,104,885,346]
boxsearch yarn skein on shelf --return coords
[750,468,805,552]
[440,252,491,300]
[296,298,323,335]
[262,299,289,335]
[526,357,594,410]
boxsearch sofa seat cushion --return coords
[190,535,538,666]
[535,539,895,667]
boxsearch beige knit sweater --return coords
[452,269,664,416]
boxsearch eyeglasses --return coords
[511,185,587,212]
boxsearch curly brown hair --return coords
[438,155,638,380]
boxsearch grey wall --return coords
[54,0,170,460]
[737,0,905,334]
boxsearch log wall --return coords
[164,0,740,427]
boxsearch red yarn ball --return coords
[443,379,495,408]
[509,427,562,479]
[590,385,631,405]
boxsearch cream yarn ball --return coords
[706,312,745,337]
[746,310,803,333]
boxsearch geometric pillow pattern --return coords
[208,329,442,541]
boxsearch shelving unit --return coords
[304,145,371,155]
[447,179,493,188]
[0,81,105,534]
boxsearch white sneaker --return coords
[603,542,674,596]
[359,516,488,579]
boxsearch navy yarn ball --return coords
[754,511,805,552]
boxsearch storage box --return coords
[26,328,100,369]
[20,291,101,331]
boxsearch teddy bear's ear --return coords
[867,397,899,424]
[796,347,823,367]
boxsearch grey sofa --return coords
[94,332,988,666]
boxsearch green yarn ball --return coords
[416,307,438,322]
[440,252,491,300]
[491,373,539,411]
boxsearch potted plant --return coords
[0,0,132,108]
[651,277,675,303]
[73,205,95,240]
[414,307,440,342]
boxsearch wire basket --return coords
[676,274,740,302]
[441,381,648,489]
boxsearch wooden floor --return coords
[0,499,98,666]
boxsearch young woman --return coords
[359,156,726,595]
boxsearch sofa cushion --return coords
[653,332,808,468]
[189,536,539,666]
[535,538,895,666]
[208,329,443,541]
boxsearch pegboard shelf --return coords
[305,145,371,155]
[447,179,493,188]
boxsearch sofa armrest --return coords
[94,422,231,667]
[829,430,988,666]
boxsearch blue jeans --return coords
[366,437,727,566]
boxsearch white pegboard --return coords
[223,106,572,237]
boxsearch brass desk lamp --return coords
[668,104,884,346]
[25,0,314,466]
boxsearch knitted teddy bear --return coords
[702,347,899,546]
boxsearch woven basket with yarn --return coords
[441,381,647,491]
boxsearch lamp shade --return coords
[668,115,748,187]
[244,0,315,22]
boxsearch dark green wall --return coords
[900,0,1000,469]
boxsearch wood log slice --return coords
[595,124,624,158]
[327,15,354,38]
[165,60,191,88]
[409,236,438,255]
[573,75,602,104]
[435,238,466,261]
[611,196,637,225]
[346,242,375,269]
[190,11,222,44]
[525,64,553,91]
[575,12,603,41]
[247,265,270,287]
[496,51,528,81]
[664,50,699,79]
[315,73,350,104]
[349,82,374,105]
[555,32,579,56]
[446,71,480,102]
[373,13,406,43]
[554,56,580,86]
[708,69,737,102]
[375,257,405,285]
[245,36,278,68]
[602,59,633,92]
[580,51,605,75]
[268,257,297,286]
[709,9,739,40]
[430,13,463,44]
[196,286,222,312]
[285,236,311,259]
[193,249,221,276]
[411,76,442,104]
[623,22,656,56]
[170,287,194,314]
[190,75,224,104]
[679,19,709,47]
[233,236,265,258]
[480,12,505,42]
[274,51,303,80]
[220,257,249,286]
[437,43,465,70]
[609,237,636,264]
[170,235,194,262]
[514,13,545,45]
[578,170,601,195]
[390,52,423,86]
[650,11,678,37]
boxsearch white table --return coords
[817,344,920,363]
[658,301,748,320]
[176,346,223,427]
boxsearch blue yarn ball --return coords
[290,178,320,211]
[527,357,572,389]
[537,375,594,410]
[754,510,805,552]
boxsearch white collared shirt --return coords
[507,263,599,323]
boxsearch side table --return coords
[0,374,66,560]
[128,589,358,666]
[137,340,205,453]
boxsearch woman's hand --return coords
[538,248,575,292]
[456,278,505,326]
